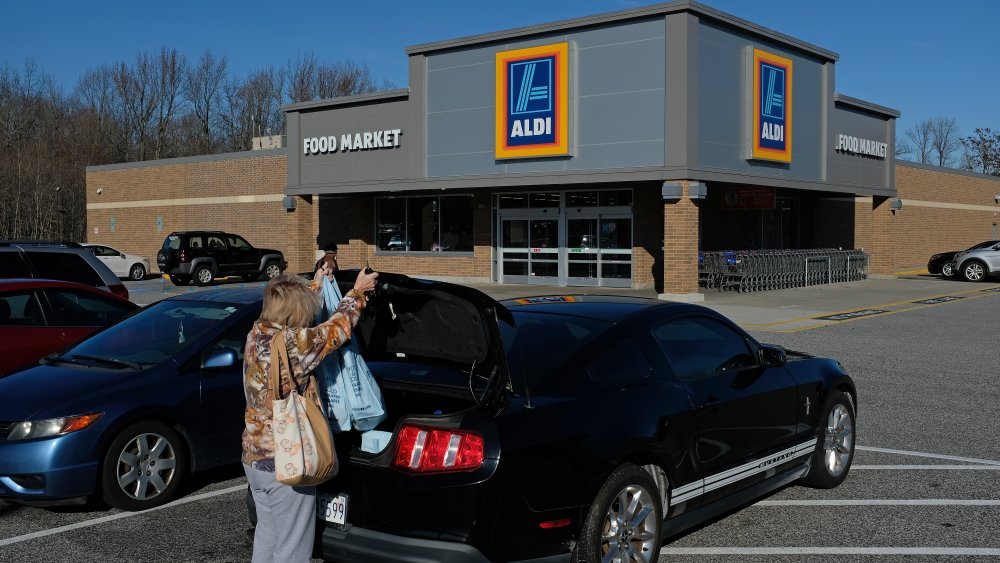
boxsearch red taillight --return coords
[179,250,189,263]
[109,284,129,301]
[392,425,484,473]
[539,519,571,529]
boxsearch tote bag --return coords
[315,277,386,432]
[270,329,338,486]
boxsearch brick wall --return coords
[85,154,315,273]
[633,184,663,290]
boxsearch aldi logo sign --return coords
[751,48,793,163]
[495,43,568,159]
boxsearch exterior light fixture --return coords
[890,198,902,214]
[994,194,1000,205]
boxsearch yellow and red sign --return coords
[751,48,793,163]
[495,43,569,159]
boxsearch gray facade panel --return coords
[827,104,891,189]
[696,20,824,181]
[572,141,664,170]
[424,19,666,177]
[577,89,665,146]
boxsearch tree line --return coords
[0,49,391,241]
[898,116,1000,176]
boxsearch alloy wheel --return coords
[823,403,854,477]
[941,263,953,277]
[965,263,985,281]
[115,432,178,501]
[130,264,145,280]
[600,484,658,563]
[265,263,281,278]
[197,268,213,284]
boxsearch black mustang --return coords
[317,274,857,563]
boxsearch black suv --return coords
[156,231,287,286]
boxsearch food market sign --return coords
[303,129,402,155]
[835,134,887,159]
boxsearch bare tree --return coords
[894,139,912,159]
[221,66,285,151]
[316,60,382,98]
[904,119,934,164]
[286,53,318,103]
[183,49,228,154]
[152,48,186,160]
[930,116,960,168]
[961,127,1000,175]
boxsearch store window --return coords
[376,196,473,253]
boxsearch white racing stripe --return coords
[0,484,245,547]
[756,499,1000,507]
[853,464,1000,470]
[857,446,1000,466]
[660,547,1000,556]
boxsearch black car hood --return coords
[333,271,514,395]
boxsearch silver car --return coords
[952,241,1000,282]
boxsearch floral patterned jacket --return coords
[241,286,367,471]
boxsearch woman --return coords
[241,265,377,563]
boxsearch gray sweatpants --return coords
[243,464,316,563]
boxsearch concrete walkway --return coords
[466,275,1000,332]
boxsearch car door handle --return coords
[698,397,721,411]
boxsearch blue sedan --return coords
[0,288,261,510]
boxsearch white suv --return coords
[952,242,1000,282]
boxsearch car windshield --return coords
[60,300,242,367]
[501,311,612,394]
[969,240,1000,251]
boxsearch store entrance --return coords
[495,190,633,287]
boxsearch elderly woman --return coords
[242,265,377,563]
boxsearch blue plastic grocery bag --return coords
[314,276,386,433]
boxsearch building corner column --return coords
[659,181,703,302]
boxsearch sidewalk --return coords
[467,275,1000,332]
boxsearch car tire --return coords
[801,391,855,489]
[263,261,282,279]
[100,420,187,511]
[194,265,215,286]
[129,264,147,281]
[577,463,663,563]
[169,275,190,286]
[242,273,260,282]
[940,262,954,277]
[961,260,987,283]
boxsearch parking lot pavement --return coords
[126,275,267,306]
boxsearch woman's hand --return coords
[353,269,378,294]
[313,264,332,285]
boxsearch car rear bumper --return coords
[320,525,568,563]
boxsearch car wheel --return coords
[940,262,954,277]
[577,464,663,563]
[242,273,260,282]
[801,391,855,489]
[263,261,282,279]
[129,264,147,281]
[962,260,987,282]
[194,265,215,286]
[169,275,190,286]
[101,420,187,511]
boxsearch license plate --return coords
[317,492,348,527]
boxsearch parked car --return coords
[0,286,260,510]
[82,243,150,281]
[0,241,129,300]
[307,277,856,562]
[951,240,1000,282]
[0,279,138,376]
[927,240,1000,277]
[155,231,286,287]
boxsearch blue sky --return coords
[4,0,998,144]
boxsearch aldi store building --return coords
[86,1,1000,300]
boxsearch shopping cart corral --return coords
[698,249,869,292]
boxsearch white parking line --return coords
[857,446,1000,466]
[853,464,1000,470]
[756,499,1000,507]
[0,484,245,547]
[660,547,1000,556]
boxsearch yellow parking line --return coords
[893,269,929,275]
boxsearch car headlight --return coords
[6,413,103,441]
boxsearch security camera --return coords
[994,194,1000,205]
[96,188,103,195]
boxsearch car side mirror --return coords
[120,252,127,258]
[202,348,237,369]
[759,345,786,368]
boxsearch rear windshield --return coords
[26,251,105,287]
[164,236,181,250]
[502,311,611,393]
